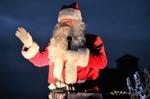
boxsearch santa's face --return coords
[59,19,75,28]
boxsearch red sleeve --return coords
[88,36,107,70]
[29,48,49,67]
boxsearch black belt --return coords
[52,82,100,93]
[52,84,83,93]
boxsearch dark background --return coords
[0,0,150,99]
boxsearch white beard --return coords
[47,21,86,83]
[48,21,86,62]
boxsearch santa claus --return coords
[15,2,107,92]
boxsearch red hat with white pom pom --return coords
[58,2,82,22]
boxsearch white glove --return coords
[65,50,79,61]
[15,27,33,48]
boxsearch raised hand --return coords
[15,27,33,48]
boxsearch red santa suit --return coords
[21,34,107,90]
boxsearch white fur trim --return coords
[56,82,67,88]
[21,42,39,59]
[48,82,67,90]
[77,80,86,84]
[58,8,82,22]
[76,48,89,67]
[65,60,77,84]
[53,58,64,82]
[48,83,56,90]
[65,48,89,84]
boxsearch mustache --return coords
[57,23,71,28]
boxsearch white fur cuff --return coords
[48,83,67,90]
[21,42,39,59]
[48,83,56,90]
[76,48,89,67]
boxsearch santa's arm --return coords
[88,36,107,69]
[65,36,107,81]
[15,27,49,67]
[21,43,49,67]
[66,36,107,69]
[76,36,107,69]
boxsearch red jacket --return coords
[21,34,107,89]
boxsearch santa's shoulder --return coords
[84,33,103,42]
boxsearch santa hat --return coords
[58,2,82,22]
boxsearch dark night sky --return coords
[0,0,150,99]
